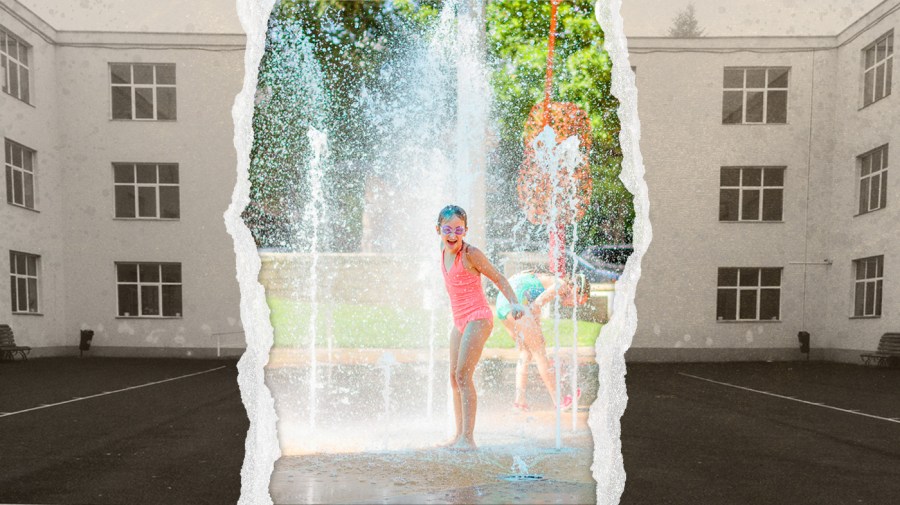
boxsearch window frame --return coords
[115,262,183,318]
[112,162,180,220]
[0,26,31,103]
[857,145,888,215]
[862,31,893,108]
[4,138,37,210]
[722,67,790,125]
[716,267,782,321]
[719,166,785,222]
[9,250,40,314]
[852,256,883,318]
[109,63,177,121]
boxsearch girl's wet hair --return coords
[437,205,467,226]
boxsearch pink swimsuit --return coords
[441,244,493,333]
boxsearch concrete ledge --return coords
[267,346,598,368]
[14,345,876,364]
[21,346,244,360]
[625,347,808,362]
[24,346,80,359]
[815,347,875,365]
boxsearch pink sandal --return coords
[513,402,530,412]
[560,388,582,411]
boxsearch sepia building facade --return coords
[1,0,245,357]
[628,0,899,362]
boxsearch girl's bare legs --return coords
[530,344,559,406]
[517,315,560,406]
[440,326,464,447]
[451,318,493,450]
[503,318,531,407]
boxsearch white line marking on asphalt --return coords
[678,372,900,425]
[0,366,227,419]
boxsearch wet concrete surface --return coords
[354,480,595,504]
[270,427,596,505]
[266,353,597,504]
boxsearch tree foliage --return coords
[247,0,634,251]
[486,0,633,248]
[668,3,704,38]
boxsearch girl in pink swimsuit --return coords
[436,205,525,450]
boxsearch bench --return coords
[860,333,900,367]
[0,324,31,361]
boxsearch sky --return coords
[19,0,244,34]
[620,0,885,37]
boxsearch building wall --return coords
[1,1,246,357]
[627,1,899,361]
[819,2,900,355]
[0,4,68,349]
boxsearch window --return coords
[722,67,789,124]
[110,63,176,120]
[719,167,784,221]
[113,163,180,219]
[858,145,888,214]
[9,251,39,314]
[717,267,781,321]
[4,139,35,209]
[853,256,883,317]
[116,262,182,317]
[863,32,893,106]
[1,28,30,102]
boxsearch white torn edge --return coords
[592,2,650,505]
[227,1,280,504]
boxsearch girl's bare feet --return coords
[448,437,478,451]
[436,437,461,448]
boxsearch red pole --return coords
[541,0,561,129]
[549,221,566,276]
[543,0,564,275]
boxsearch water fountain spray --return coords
[304,127,329,433]
[516,0,595,449]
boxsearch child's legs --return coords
[521,318,559,405]
[455,318,493,442]
[503,317,531,405]
[447,326,463,438]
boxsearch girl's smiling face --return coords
[437,215,467,254]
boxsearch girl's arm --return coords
[532,277,570,311]
[465,245,525,319]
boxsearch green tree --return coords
[486,0,633,248]
[248,0,633,251]
[668,3,704,38]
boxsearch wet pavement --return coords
[266,351,598,504]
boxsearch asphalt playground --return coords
[0,358,897,504]
[620,361,900,505]
[0,358,247,505]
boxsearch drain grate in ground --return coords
[498,474,545,482]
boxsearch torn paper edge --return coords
[228,1,280,504]
[591,1,650,504]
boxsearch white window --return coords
[858,145,888,215]
[722,67,789,124]
[717,267,781,321]
[110,63,176,120]
[853,256,883,317]
[863,32,893,107]
[0,27,30,103]
[719,167,784,221]
[9,251,39,314]
[116,263,182,317]
[113,163,180,219]
[4,139,35,209]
